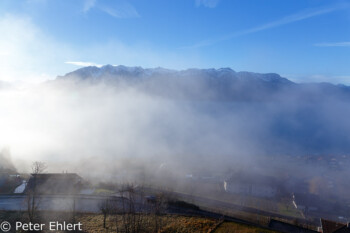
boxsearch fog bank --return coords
[1,67,350,185]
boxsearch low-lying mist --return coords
[1,67,350,196]
[1,83,260,176]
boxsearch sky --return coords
[0,0,349,84]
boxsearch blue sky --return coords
[0,0,349,83]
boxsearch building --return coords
[25,173,83,195]
[319,219,350,233]
[268,219,318,233]
[0,172,22,194]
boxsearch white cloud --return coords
[25,0,48,4]
[99,2,140,18]
[83,0,96,12]
[185,5,344,48]
[195,0,220,8]
[65,61,103,67]
[314,41,350,47]
[82,0,140,18]
[238,6,338,35]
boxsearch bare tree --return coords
[71,195,77,227]
[26,161,47,222]
[99,198,112,229]
[117,184,146,233]
[149,193,167,232]
[32,161,47,174]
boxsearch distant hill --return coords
[57,65,350,102]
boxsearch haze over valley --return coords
[1,65,350,196]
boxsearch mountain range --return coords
[57,65,350,102]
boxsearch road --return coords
[0,194,270,228]
[0,195,113,212]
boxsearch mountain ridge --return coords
[56,65,350,102]
[58,64,293,84]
